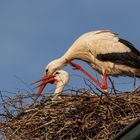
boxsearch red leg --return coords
[100,69,108,90]
[68,61,108,91]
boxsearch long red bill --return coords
[33,75,55,101]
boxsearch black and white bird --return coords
[34,30,140,99]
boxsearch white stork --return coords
[33,70,69,101]
[34,30,140,99]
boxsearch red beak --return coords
[32,75,55,101]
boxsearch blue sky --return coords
[0,0,140,94]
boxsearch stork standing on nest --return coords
[34,30,140,99]
[34,70,69,101]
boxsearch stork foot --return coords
[98,88,109,97]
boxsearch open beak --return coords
[32,74,55,101]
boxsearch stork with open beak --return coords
[34,30,140,100]
[33,70,69,101]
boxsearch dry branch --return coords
[0,90,140,140]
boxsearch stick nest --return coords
[1,92,140,140]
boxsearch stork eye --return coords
[55,72,60,75]
[45,69,48,74]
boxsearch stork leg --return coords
[69,61,108,93]
[101,69,108,94]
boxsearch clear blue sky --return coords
[0,0,140,94]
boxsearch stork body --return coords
[34,30,140,99]
[69,30,140,76]
[47,30,140,77]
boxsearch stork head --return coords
[44,58,66,77]
[54,70,69,86]
[52,70,69,97]
[33,58,67,101]
[33,70,69,101]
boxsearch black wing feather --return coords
[97,52,140,68]
[96,38,140,68]
[119,38,140,56]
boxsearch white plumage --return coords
[46,30,140,77]
[53,70,69,95]
[34,30,140,99]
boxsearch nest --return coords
[0,91,140,140]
